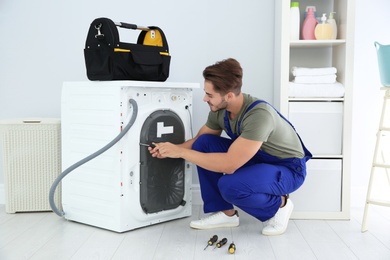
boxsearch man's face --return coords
[203,81,227,112]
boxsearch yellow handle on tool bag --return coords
[114,48,169,56]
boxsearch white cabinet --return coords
[289,102,343,155]
[274,0,355,219]
[290,159,342,213]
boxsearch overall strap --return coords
[224,99,312,160]
[237,100,264,134]
[238,100,298,134]
[225,99,297,136]
[224,100,265,139]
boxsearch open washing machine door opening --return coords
[139,110,186,214]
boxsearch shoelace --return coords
[273,212,282,228]
[265,216,276,227]
[199,212,225,223]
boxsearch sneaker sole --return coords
[190,222,239,230]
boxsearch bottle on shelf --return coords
[290,2,300,40]
[303,6,317,21]
[328,12,337,40]
[315,13,333,40]
[301,7,318,40]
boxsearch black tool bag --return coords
[84,17,170,81]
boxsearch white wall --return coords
[0,0,389,208]
[351,0,390,207]
[0,0,274,203]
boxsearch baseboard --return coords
[191,184,202,205]
[0,184,4,205]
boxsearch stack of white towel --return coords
[289,67,345,98]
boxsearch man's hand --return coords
[148,142,183,159]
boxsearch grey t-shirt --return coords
[205,93,305,159]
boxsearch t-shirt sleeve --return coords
[205,111,223,131]
[240,108,274,142]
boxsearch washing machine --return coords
[61,81,199,232]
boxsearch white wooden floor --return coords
[0,203,390,260]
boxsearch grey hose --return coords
[49,99,138,217]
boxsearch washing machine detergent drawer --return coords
[61,82,197,232]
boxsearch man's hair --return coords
[203,58,243,96]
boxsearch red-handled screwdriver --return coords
[204,235,218,250]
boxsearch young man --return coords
[149,58,312,235]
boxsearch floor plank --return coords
[327,217,390,260]
[0,203,390,260]
[29,220,96,260]
[267,221,317,260]
[0,211,49,249]
[294,220,359,259]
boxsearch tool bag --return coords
[84,17,170,81]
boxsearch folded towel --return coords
[288,82,345,98]
[292,67,337,76]
[293,74,337,84]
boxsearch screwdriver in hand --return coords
[204,235,218,250]
[139,143,157,148]
[213,238,227,250]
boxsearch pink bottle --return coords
[301,7,318,40]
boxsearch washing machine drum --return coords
[139,110,186,214]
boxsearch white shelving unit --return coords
[274,0,355,219]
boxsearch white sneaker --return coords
[190,211,239,229]
[262,199,294,236]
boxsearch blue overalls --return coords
[192,100,312,221]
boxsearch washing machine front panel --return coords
[62,83,195,232]
[118,86,192,231]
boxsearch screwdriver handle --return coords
[204,235,218,250]
[208,235,218,245]
[217,238,228,248]
[228,242,236,254]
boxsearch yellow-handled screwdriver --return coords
[213,238,227,249]
[228,242,236,254]
[204,235,218,250]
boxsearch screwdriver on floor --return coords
[204,235,218,250]
[213,238,227,250]
[228,242,236,254]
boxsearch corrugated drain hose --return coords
[49,99,138,217]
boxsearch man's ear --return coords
[226,92,236,101]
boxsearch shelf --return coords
[311,155,343,159]
[274,0,355,220]
[290,40,346,48]
[288,97,344,102]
